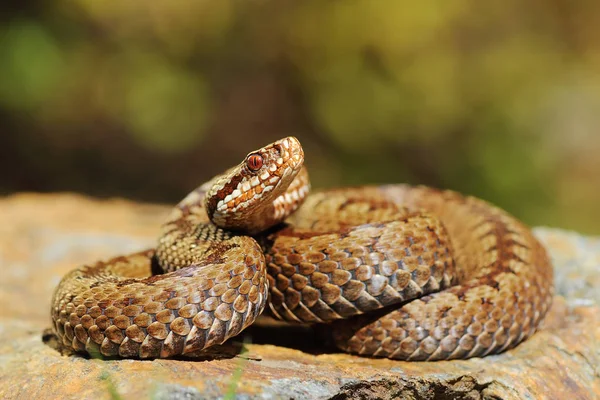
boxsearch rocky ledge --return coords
[0,193,598,400]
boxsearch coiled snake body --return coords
[51,137,554,361]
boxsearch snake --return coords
[51,136,554,361]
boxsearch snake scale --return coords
[51,137,554,361]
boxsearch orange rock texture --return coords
[0,194,598,399]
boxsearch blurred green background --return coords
[1,1,599,234]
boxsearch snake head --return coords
[205,136,308,234]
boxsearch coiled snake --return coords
[51,137,554,361]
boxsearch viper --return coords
[51,137,553,361]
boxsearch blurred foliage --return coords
[0,0,599,234]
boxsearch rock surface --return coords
[0,193,598,400]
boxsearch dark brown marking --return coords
[205,173,245,219]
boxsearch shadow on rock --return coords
[240,315,340,355]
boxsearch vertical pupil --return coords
[249,155,262,170]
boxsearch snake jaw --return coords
[205,136,306,233]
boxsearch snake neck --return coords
[155,221,241,273]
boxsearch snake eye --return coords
[246,154,263,171]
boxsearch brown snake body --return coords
[51,137,554,361]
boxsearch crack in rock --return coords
[329,376,508,400]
